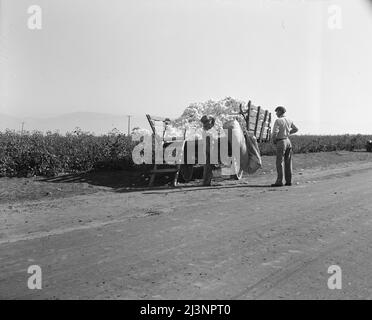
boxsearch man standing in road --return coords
[271,106,298,187]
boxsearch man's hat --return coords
[200,115,215,124]
[200,115,215,130]
[275,106,286,113]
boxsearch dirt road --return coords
[0,153,371,299]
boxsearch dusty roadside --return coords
[0,151,371,299]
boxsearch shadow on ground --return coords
[40,167,209,193]
[41,170,149,191]
[40,166,275,194]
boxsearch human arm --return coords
[290,122,298,135]
[271,119,279,144]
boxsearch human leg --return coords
[284,140,293,185]
[274,140,285,185]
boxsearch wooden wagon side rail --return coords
[239,101,272,143]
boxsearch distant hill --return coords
[0,112,151,135]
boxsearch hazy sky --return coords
[1,0,372,134]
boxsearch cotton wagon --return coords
[145,100,272,187]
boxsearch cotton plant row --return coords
[0,129,137,177]
[0,128,370,178]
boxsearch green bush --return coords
[0,128,138,177]
[0,129,371,178]
[259,134,372,156]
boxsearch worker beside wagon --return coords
[271,106,298,187]
[200,115,216,186]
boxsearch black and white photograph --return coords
[0,0,371,305]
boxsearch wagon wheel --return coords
[231,155,244,180]
[180,164,194,182]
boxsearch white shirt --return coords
[272,116,298,140]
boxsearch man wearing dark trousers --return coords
[271,106,298,187]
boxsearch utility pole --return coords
[21,122,25,135]
[127,115,131,135]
